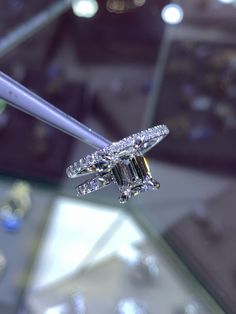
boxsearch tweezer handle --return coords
[0,72,110,149]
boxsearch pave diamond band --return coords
[76,172,114,196]
[66,124,169,203]
[66,125,169,179]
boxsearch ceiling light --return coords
[72,0,98,18]
[161,3,184,25]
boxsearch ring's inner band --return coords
[141,135,165,154]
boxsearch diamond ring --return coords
[66,125,169,203]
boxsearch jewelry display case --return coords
[25,196,222,314]
[0,179,55,314]
[165,183,236,313]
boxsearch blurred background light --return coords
[134,0,146,6]
[161,3,184,25]
[72,0,98,18]
[217,0,235,3]
[106,0,146,13]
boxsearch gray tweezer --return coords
[0,71,111,149]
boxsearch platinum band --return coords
[67,125,169,179]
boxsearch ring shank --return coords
[67,124,169,179]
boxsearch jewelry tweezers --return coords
[0,71,111,149]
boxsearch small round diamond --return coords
[134,137,143,149]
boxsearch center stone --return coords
[113,156,151,185]
[112,155,152,195]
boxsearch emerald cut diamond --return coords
[112,156,160,203]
